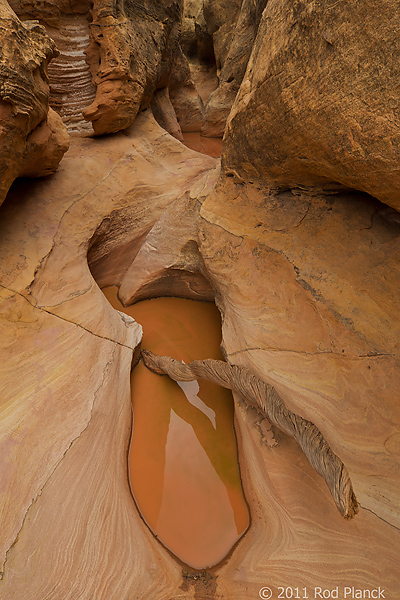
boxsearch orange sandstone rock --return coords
[224,0,400,211]
[0,1,68,206]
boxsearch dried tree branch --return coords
[141,349,359,519]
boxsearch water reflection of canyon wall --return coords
[102,288,249,569]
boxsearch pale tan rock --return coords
[169,45,204,133]
[46,15,96,134]
[224,0,400,211]
[9,0,96,134]
[1,3,400,595]
[0,110,217,598]
[119,168,219,305]
[20,107,70,177]
[113,164,400,594]
[189,60,219,106]
[151,87,184,141]
[199,178,400,533]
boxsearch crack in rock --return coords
[0,284,139,352]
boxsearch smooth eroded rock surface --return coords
[0,111,219,599]
[1,0,400,598]
[103,290,249,570]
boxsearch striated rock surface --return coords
[0,110,219,598]
[117,168,400,597]
[0,0,69,206]
[46,15,96,134]
[1,0,400,598]
[9,0,96,134]
[224,0,400,210]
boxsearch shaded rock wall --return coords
[202,0,267,137]
[224,0,400,210]
[0,0,69,206]
[9,0,95,134]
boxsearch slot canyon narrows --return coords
[102,287,249,569]
[1,0,400,598]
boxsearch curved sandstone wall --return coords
[0,0,399,598]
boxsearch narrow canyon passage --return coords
[102,287,249,569]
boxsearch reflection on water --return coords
[182,131,223,158]
[102,287,249,569]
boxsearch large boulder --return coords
[224,0,400,211]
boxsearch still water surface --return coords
[102,287,249,569]
[182,132,223,158]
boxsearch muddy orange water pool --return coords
[182,132,223,158]
[102,288,249,569]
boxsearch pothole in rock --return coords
[102,287,249,570]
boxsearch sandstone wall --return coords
[0,0,69,207]
[0,0,399,598]
[224,0,400,210]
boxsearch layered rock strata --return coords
[0,111,219,598]
[46,16,96,134]
[0,0,69,206]
[0,0,399,597]
[9,0,95,134]
[141,349,359,519]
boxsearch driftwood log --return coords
[141,349,359,520]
